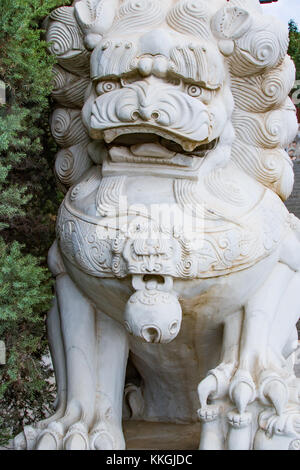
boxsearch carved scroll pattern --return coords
[211,1,298,201]
[57,187,289,279]
[47,5,94,188]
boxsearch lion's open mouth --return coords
[103,130,218,168]
[109,133,217,155]
[102,123,215,153]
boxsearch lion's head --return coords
[48,0,298,200]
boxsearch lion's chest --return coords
[57,172,289,281]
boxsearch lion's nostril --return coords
[142,326,161,343]
[131,111,139,122]
[151,111,160,121]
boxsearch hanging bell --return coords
[124,275,182,344]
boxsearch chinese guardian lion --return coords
[14,0,300,451]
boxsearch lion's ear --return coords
[211,6,252,56]
[75,0,119,50]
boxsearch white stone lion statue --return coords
[14,0,300,451]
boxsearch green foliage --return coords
[0,0,71,444]
[0,240,53,445]
[289,20,300,80]
[288,20,300,110]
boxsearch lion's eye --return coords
[96,81,118,95]
[187,85,202,97]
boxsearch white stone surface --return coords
[14,0,300,451]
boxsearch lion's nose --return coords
[137,106,160,122]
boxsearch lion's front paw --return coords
[34,400,90,450]
[258,370,289,416]
[227,411,252,429]
[198,404,220,422]
[14,426,39,451]
[198,362,236,409]
[89,421,125,450]
[63,422,90,450]
[229,369,256,414]
[36,421,65,450]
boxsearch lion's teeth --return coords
[109,146,131,161]
[130,143,176,158]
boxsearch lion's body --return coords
[15,0,300,451]
[63,253,278,423]
[57,163,289,425]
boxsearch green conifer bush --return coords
[0,0,70,444]
[289,20,300,113]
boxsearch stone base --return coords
[123,421,200,450]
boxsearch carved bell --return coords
[124,275,182,344]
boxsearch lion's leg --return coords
[231,228,300,416]
[198,310,243,411]
[240,262,293,372]
[224,236,300,450]
[14,243,69,450]
[89,311,129,450]
[229,263,293,415]
[224,223,300,451]
[36,273,97,450]
[248,272,300,446]
[219,262,295,449]
[42,240,68,426]
[39,294,67,427]
[14,295,68,450]
[273,229,300,362]
[269,273,300,363]
[198,311,243,450]
[221,310,243,365]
